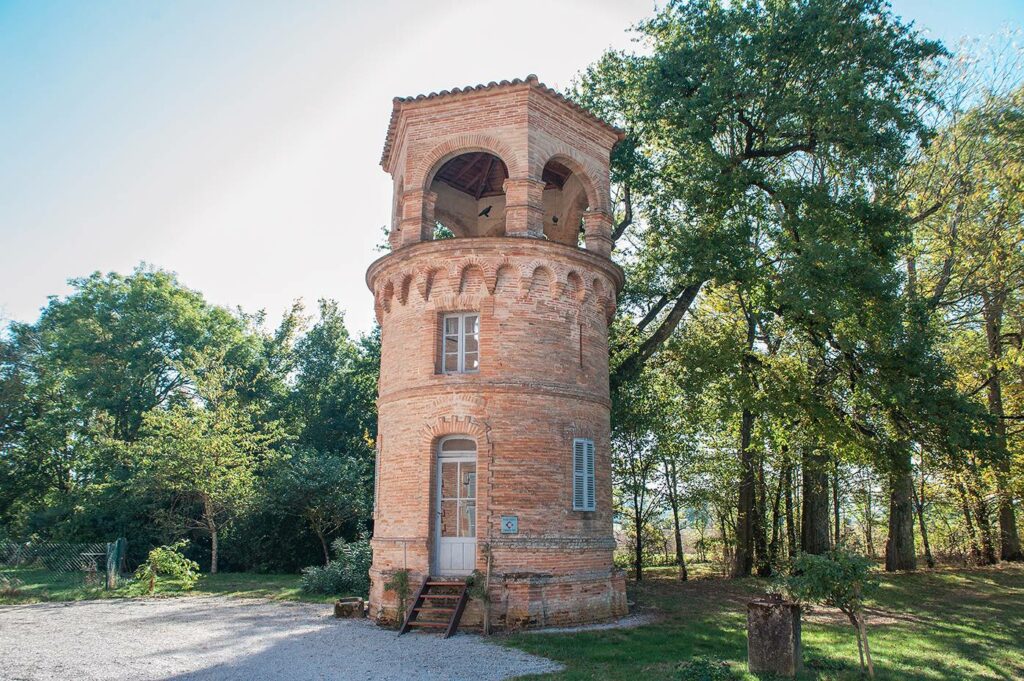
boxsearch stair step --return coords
[407,620,447,628]
[414,607,455,614]
[426,580,465,587]
[421,594,460,600]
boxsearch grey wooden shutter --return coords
[573,439,586,510]
[573,438,596,511]
[584,440,596,511]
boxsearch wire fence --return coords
[0,538,127,598]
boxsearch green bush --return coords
[133,540,200,595]
[300,535,371,596]
[781,549,880,678]
[675,656,735,681]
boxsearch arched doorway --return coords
[541,157,592,247]
[434,436,478,575]
[429,152,509,239]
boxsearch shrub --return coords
[301,535,371,596]
[780,549,880,678]
[133,540,201,595]
[675,656,735,681]
[383,568,411,623]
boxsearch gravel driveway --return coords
[0,597,561,680]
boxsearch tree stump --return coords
[334,598,365,618]
[747,596,802,677]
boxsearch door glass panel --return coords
[440,461,458,498]
[440,500,459,537]
[460,463,476,498]
[459,502,476,537]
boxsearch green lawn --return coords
[506,563,1024,681]
[0,567,336,605]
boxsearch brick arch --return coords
[535,149,608,213]
[410,133,527,192]
[423,414,491,443]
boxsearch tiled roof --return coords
[380,75,624,169]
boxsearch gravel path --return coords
[0,597,561,681]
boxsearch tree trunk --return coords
[754,451,771,577]
[733,409,756,577]
[633,505,644,581]
[913,485,937,565]
[965,462,998,565]
[912,457,935,569]
[885,460,917,572]
[983,295,1024,562]
[832,457,842,547]
[665,460,688,581]
[784,463,797,558]
[864,476,876,559]
[857,613,875,679]
[767,465,785,569]
[801,446,831,555]
[956,477,983,564]
[317,530,330,566]
[204,496,219,574]
[718,511,732,575]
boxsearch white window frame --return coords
[573,438,596,511]
[441,312,480,374]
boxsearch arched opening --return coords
[429,152,509,239]
[541,158,592,247]
[435,435,477,576]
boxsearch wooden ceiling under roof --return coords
[434,152,509,199]
[433,153,575,198]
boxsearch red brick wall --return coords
[367,239,626,626]
[368,80,627,627]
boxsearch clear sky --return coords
[2,1,1022,335]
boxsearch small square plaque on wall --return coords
[500,515,518,534]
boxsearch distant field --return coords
[506,563,1024,681]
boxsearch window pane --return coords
[459,502,476,537]
[440,500,459,537]
[460,463,476,499]
[464,315,478,335]
[464,335,479,354]
[441,438,476,454]
[445,317,459,334]
[463,352,478,371]
[444,353,458,373]
[440,461,458,499]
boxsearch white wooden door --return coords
[435,439,477,575]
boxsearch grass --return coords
[505,563,1024,681]
[0,567,340,605]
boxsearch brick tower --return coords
[366,76,627,628]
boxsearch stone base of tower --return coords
[368,566,627,630]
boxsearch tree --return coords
[784,550,881,678]
[264,448,370,565]
[136,351,281,573]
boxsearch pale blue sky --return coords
[2,0,1022,333]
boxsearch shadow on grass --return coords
[505,564,1024,681]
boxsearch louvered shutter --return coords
[584,440,596,511]
[573,438,596,511]
[573,439,586,510]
